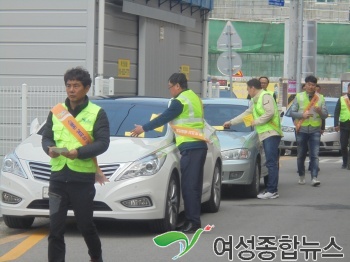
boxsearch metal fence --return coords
[0,77,115,165]
[0,85,67,164]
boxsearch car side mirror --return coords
[30,118,40,135]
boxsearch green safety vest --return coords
[266,90,274,97]
[50,102,101,173]
[339,95,350,122]
[252,90,282,135]
[171,90,205,147]
[296,92,324,127]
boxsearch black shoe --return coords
[176,223,185,231]
[341,165,347,169]
[180,222,201,233]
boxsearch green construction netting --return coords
[209,20,350,55]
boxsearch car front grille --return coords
[27,200,112,211]
[28,162,120,182]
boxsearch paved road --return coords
[1,154,349,262]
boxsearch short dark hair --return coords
[259,76,269,84]
[305,75,317,84]
[64,67,92,88]
[247,78,262,89]
[168,73,188,89]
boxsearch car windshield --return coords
[38,100,168,138]
[204,104,251,132]
[94,100,168,138]
[219,90,237,98]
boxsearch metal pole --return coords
[228,24,233,98]
[296,0,303,93]
[21,84,28,141]
[288,0,298,85]
[202,15,209,98]
[98,0,105,77]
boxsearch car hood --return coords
[15,134,173,164]
[216,131,254,151]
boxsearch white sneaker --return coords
[311,178,320,187]
[257,191,279,199]
[298,176,305,185]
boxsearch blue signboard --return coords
[268,0,284,6]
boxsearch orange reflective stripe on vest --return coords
[51,103,103,176]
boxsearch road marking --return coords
[0,232,30,245]
[0,227,48,262]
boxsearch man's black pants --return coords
[340,128,350,167]
[180,148,207,226]
[48,180,102,262]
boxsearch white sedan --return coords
[1,97,222,232]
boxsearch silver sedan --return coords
[203,98,268,198]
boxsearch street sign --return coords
[217,51,242,76]
[268,0,284,6]
[217,21,242,51]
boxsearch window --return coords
[316,0,336,3]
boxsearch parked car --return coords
[203,98,267,197]
[0,97,222,232]
[219,89,237,98]
[279,97,340,156]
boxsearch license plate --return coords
[42,186,49,199]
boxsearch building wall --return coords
[106,0,205,97]
[0,0,95,86]
[102,1,139,96]
[211,0,350,23]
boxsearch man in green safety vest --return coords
[290,75,328,186]
[334,82,350,169]
[224,78,283,199]
[131,73,208,233]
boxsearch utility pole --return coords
[288,0,299,88]
[296,0,303,92]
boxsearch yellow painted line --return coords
[0,232,30,245]
[0,228,48,262]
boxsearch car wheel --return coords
[149,173,179,233]
[246,160,260,198]
[3,215,34,229]
[202,163,221,213]
[280,149,285,156]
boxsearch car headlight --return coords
[281,126,295,132]
[221,149,251,160]
[324,126,336,133]
[1,152,27,178]
[116,151,167,181]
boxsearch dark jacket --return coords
[41,96,110,183]
[334,94,350,130]
[142,89,207,153]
